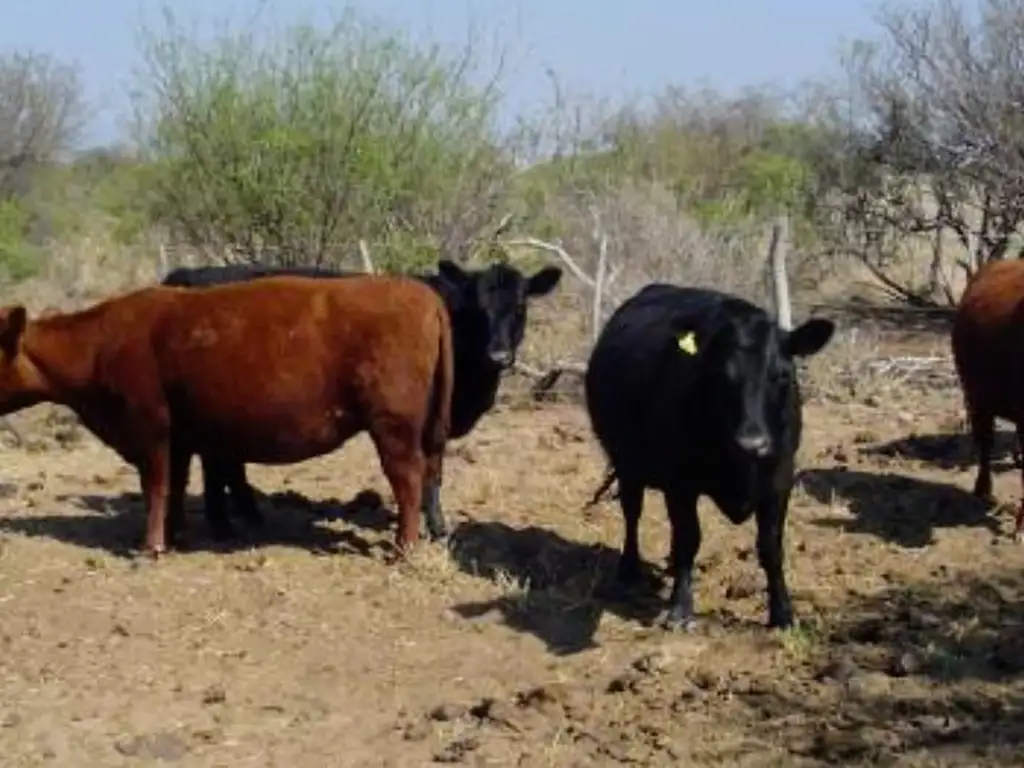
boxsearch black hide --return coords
[584,283,834,630]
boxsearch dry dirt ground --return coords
[0,321,1023,767]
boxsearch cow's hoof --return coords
[422,526,449,543]
[661,611,697,633]
[136,545,165,563]
[387,541,416,564]
[767,612,794,631]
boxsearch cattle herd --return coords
[0,254,1018,633]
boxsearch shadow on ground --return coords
[445,517,666,656]
[860,428,1020,473]
[0,486,394,559]
[443,516,772,657]
[799,468,1002,548]
[834,571,1024,683]
[748,570,1024,763]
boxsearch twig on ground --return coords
[0,417,24,448]
[512,359,587,400]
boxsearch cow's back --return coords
[953,259,1024,420]
[145,275,447,462]
[162,264,348,287]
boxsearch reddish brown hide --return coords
[952,258,1024,541]
[0,274,454,557]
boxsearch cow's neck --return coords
[22,310,103,405]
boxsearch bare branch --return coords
[812,0,1024,303]
[0,51,88,198]
[357,239,375,274]
[590,207,609,343]
[500,236,596,288]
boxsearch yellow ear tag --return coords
[677,331,697,355]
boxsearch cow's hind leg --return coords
[969,406,996,500]
[755,489,794,629]
[1013,425,1024,543]
[370,417,425,557]
[421,454,447,541]
[200,455,237,541]
[139,443,171,558]
[663,487,701,631]
[166,445,192,550]
[595,476,659,601]
[224,461,264,530]
[614,477,646,586]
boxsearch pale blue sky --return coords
[3,0,880,149]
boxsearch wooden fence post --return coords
[768,214,793,331]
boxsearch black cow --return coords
[584,284,834,631]
[163,259,563,539]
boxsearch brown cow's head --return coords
[0,305,37,413]
[436,260,562,369]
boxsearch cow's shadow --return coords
[443,514,774,657]
[859,428,1020,473]
[0,486,394,559]
[445,518,664,655]
[799,467,1002,548]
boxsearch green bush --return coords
[132,6,511,269]
[0,199,40,281]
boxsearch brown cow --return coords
[952,257,1024,541]
[0,274,454,557]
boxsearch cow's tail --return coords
[422,303,454,462]
[584,465,619,509]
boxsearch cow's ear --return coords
[0,305,27,358]
[785,317,835,358]
[433,278,465,314]
[437,259,469,286]
[526,266,562,297]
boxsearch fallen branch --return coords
[0,417,24,448]
[829,353,959,396]
[512,359,587,400]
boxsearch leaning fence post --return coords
[768,214,792,331]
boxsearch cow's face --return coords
[437,260,562,369]
[0,305,41,414]
[673,311,834,459]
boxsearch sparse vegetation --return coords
[3,0,1024,764]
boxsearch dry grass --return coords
[2,223,164,314]
[0,230,1021,765]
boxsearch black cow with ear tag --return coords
[583,283,835,631]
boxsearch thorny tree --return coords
[0,52,88,200]
[812,0,1024,305]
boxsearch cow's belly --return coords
[177,401,363,465]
